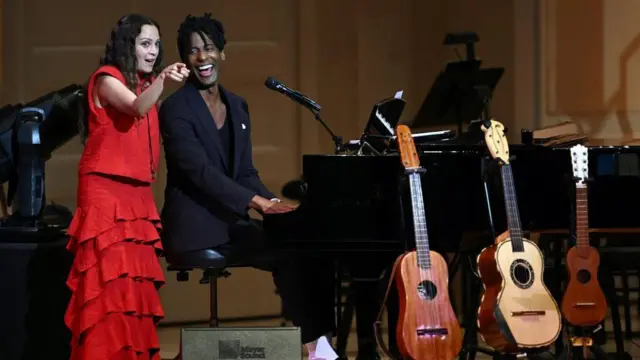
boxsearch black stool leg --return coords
[200,269,226,327]
[208,272,220,327]
[201,268,231,328]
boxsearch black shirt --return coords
[216,109,234,176]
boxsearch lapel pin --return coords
[242,123,246,130]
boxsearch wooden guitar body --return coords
[476,120,562,353]
[395,250,463,360]
[478,238,562,351]
[477,244,520,353]
[561,144,607,327]
[561,246,607,326]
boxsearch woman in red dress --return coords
[64,14,189,360]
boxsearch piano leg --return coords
[335,267,354,357]
[353,273,388,358]
[339,254,400,360]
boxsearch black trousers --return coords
[213,218,336,344]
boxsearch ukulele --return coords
[394,124,462,360]
[561,144,607,326]
[476,120,562,353]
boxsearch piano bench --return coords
[165,248,246,328]
[167,266,232,285]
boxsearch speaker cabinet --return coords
[181,327,302,360]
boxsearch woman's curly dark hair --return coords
[78,14,164,143]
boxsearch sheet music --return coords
[314,336,338,360]
[375,109,395,135]
[370,90,404,135]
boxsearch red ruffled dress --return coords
[64,65,165,360]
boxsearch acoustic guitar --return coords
[394,124,462,360]
[561,144,607,326]
[476,120,562,353]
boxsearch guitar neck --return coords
[409,172,431,269]
[500,164,525,251]
[575,185,589,250]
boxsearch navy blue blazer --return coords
[159,82,275,253]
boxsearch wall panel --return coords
[539,0,640,141]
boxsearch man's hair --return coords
[177,13,227,62]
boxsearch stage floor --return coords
[157,314,640,360]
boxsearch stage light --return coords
[0,84,84,231]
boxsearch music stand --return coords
[357,97,406,154]
[410,60,504,144]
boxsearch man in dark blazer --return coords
[159,14,339,360]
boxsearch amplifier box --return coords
[181,327,302,360]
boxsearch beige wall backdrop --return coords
[539,0,640,142]
[1,0,637,323]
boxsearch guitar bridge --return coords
[511,310,545,317]
[574,302,596,307]
[417,328,448,336]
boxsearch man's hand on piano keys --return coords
[263,201,297,214]
[250,195,298,214]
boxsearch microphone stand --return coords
[310,108,344,154]
[267,79,344,154]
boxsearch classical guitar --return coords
[561,144,607,326]
[476,120,562,353]
[394,124,462,360]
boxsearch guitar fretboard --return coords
[500,164,524,252]
[575,185,590,256]
[409,172,431,269]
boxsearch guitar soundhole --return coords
[577,269,592,284]
[510,259,534,289]
[417,280,437,300]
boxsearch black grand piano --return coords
[264,143,640,254]
[262,35,640,359]
[263,137,640,360]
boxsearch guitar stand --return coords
[480,156,498,240]
[557,335,612,360]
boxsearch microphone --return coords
[264,77,321,112]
